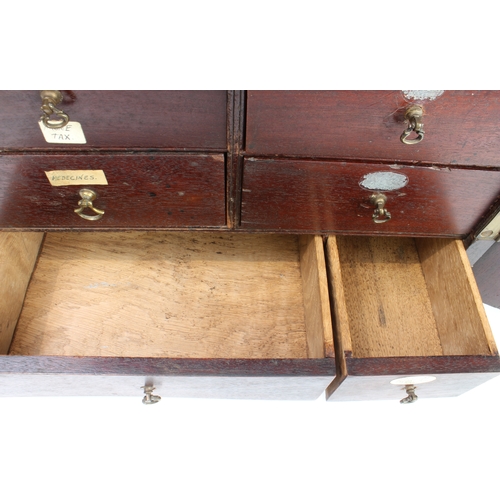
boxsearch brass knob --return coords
[400,105,424,145]
[74,188,105,221]
[142,385,161,405]
[370,193,391,223]
[400,384,418,404]
[40,90,70,129]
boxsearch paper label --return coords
[38,120,87,144]
[45,170,108,186]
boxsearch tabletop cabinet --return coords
[1,90,499,404]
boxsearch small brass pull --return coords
[40,90,70,129]
[400,384,418,404]
[142,386,161,405]
[74,188,104,221]
[370,193,391,223]
[400,105,424,145]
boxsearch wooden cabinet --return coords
[1,90,499,403]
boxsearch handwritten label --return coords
[38,121,87,144]
[45,170,108,186]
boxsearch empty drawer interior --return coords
[1,232,333,359]
[326,236,497,358]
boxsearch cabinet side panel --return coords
[0,232,44,354]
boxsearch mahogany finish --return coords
[0,91,227,150]
[246,90,500,168]
[241,159,500,236]
[0,154,226,229]
[226,90,246,228]
[0,356,336,376]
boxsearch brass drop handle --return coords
[400,384,418,404]
[370,193,391,223]
[74,188,105,221]
[40,90,70,129]
[400,105,424,145]
[142,385,161,405]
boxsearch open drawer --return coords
[0,232,335,401]
[325,236,500,402]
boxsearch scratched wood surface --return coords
[0,154,226,229]
[0,91,227,150]
[9,232,329,359]
[246,90,500,167]
[240,158,500,236]
[0,232,44,354]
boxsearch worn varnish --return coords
[240,159,500,236]
[0,91,227,150]
[9,232,333,359]
[0,154,226,229]
[246,90,500,167]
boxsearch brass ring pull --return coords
[40,90,70,129]
[400,384,418,404]
[142,385,161,405]
[370,193,391,223]
[400,105,424,145]
[74,188,104,221]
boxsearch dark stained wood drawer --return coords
[325,236,500,402]
[0,232,335,400]
[246,90,500,167]
[0,91,227,150]
[240,158,500,237]
[0,154,226,229]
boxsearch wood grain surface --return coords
[0,232,44,353]
[0,91,227,150]
[0,154,226,229]
[299,235,334,357]
[416,238,496,355]
[9,232,324,359]
[334,236,443,357]
[240,158,500,235]
[246,90,500,167]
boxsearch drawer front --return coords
[246,90,500,167]
[240,159,500,236]
[0,154,226,229]
[0,91,227,150]
[0,358,335,400]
